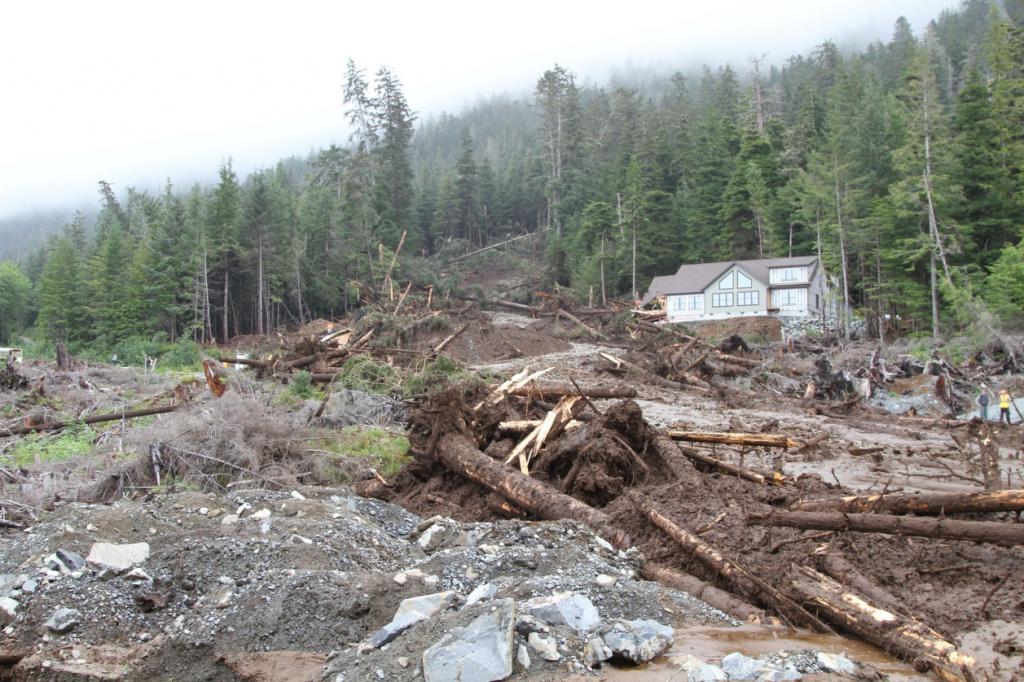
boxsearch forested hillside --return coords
[5,0,1024,354]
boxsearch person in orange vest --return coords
[999,389,1013,425]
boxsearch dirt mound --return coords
[411,311,570,364]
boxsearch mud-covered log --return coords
[506,383,637,400]
[436,431,629,548]
[791,566,974,681]
[790,489,1024,515]
[817,553,904,614]
[642,563,770,624]
[0,404,180,437]
[676,445,788,486]
[667,430,797,449]
[219,356,268,368]
[750,510,1024,547]
[633,497,830,632]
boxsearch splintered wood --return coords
[504,395,582,474]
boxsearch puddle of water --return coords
[568,624,924,681]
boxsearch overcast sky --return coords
[0,0,955,217]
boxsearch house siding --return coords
[696,266,768,320]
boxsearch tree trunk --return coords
[641,563,769,624]
[434,431,629,548]
[790,489,1024,515]
[749,510,1024,547]
[257,239,264,336]
[600,234,607,306]
[790,566,974,681]
[667,430,796,449]
[817,553,905,614]
[222,266,230,344]
[505,383,636,400]
[634,498,831,632]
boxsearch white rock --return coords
[20,579,37,594]
[251,508,271,520]
[595,574,617,587]
[220,514,240,526]
[124,568,152,583]
[86,542,150,574]
[527,632,561,661]
[290,490,307,500]
[393,572,408,585]
[594,536,615,552]
[0,597,18,625]
[423,599,515,682]
[289,534,313,545]
[602,619,674,665]
[464,583,497,608]
[397,657,410,668]
[369,591,457,648]
[721,652,765,680]
[198,507,209,515]
[521,592,601,635]
[516,644,531,670]
[816,652,857,676]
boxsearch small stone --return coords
[397,657,409,669]
[251,508,271,520]
[418,523,449,552]
[236,502,251,515]
[291,490,307,500]
[124,568,152,583]
[816,652,857,675]
[44,607,80,634]
[516,644,531,670]
[20,579,37,594]
[463,582,497,608]
[465,567,479,581]
[0,575,27,598]
[207,508,222,518]
[722,652,765,680]
[527,632,561,661]
[374,669,384,679]
[220,514,239,526]
[423,574,440,587]
[86,524,98,532]
[198,507,209,515]
[515,614,546,635]
[86,542,150,574]
[0,597,18,625]
[594,536,614,552]
[595,574,617,587]
[288,534,313,545]
[217,576,236,586]
[393,572,408,585]
[210,585,234,609]
[55,549,85,572]
[583,635,613,668]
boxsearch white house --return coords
[641,256,829,323]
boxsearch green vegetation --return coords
[286,370,324,401]
[1,2,1022,352]
[8,425,96,467]
[336,356,404,395]
[315,426,410,478]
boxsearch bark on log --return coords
[676,445,788,486]
[667,430,797,449]
[749,510,1024,547]
[817,553,905,614]
[0,404,180,437]
[633,497,831,632]
[713,351,760,368]
[557,308,607,339]
[641,563,770,624]
[431,323,469,355]
[219,356,268,368]
[435,431,629,549]
[791,566,974,681]
[506,383,637,400]
[790,489,1024,515]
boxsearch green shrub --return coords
[160,340,203,369]
[336,356,403,395]
[287,370,323,400]
[315,426,411,478]
[8,425,95,467]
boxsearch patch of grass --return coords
[405,356,469,396]
[314,426,410,478]
[8,425,96,467]
[336,355,403,395]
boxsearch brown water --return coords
[569,623,927,681]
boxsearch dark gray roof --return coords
[641,256,819,304]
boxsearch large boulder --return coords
[601,619,674,665]
[86,542,150,574]
[423,599,515,682]
[368,591,456,648]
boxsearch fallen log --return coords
[791,566,974,681]
[219,356,268,368]
[817,553,905,614]
[429,323,470,357]
[599,352,709,393]
[497,419,584,434]
[436,431,629,549]
[675,445,788,486]
[0,404,180,437]
[713,351,760,368]
[632,497,830,632]
[641,563,770,624]
[790,489,1024,515]
[749,510,1024,547]
[557,308,607,339]
[446,231,539,264]
[506,382,636,400]
[667,430,797,449]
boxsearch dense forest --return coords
[3,0,1024,355]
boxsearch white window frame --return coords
[736,291,759,306]
[736,271,752,288]
[718,272,734,289]
[712,292,734,308]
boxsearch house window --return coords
[712,293,733,307]
[718,272,734,289]
[671,295,703,313]
[777,289,797,306]
[736,271,752,288]
[672,296,686,312]
[736,291,759,306]
[689,296,703,310]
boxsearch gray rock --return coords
[0,597,18,625]
[690,664,728,682]
[0,574,27,598]
[86,542,150,573]
[583,635,613,668]
[520,591,601,635]
[595,574,618,587]
[418,523,449,552]
[722,652,765,680]
[369,591,457,648]
[44,607,80,634]
[514,613,546,635]
[464,582,497,609]
[422,598,515,682]
[602,619,674,665]
[20,579,37,594]
[756,668,802,682]
[55,549,85,571]
[516,644,531,670]
[527,632,561,661]
[815,652,856,676]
